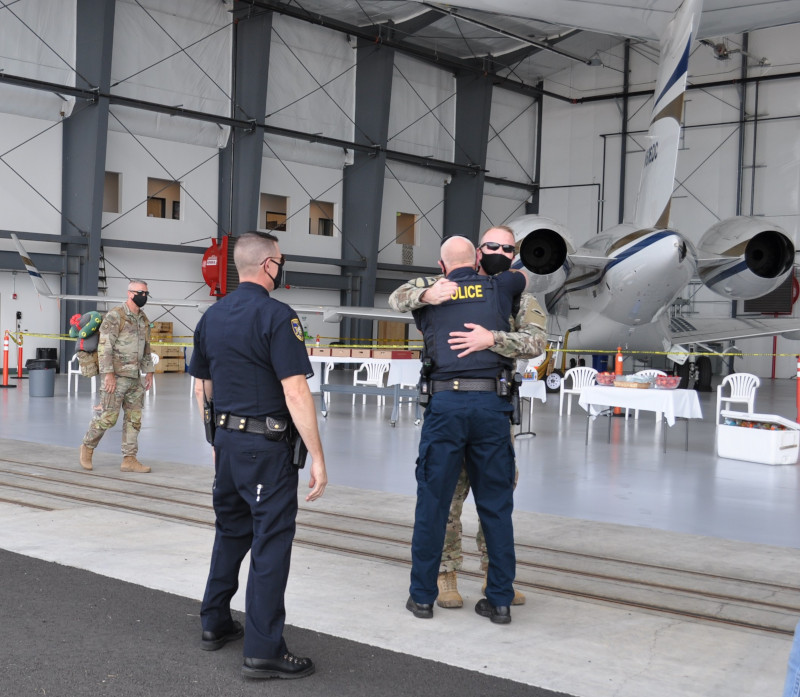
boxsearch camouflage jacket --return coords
[98,304,154,378]
[388,274,547,359]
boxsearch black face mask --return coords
[266,259,284,288]
[131,292,148,308]
[479,253,512,275]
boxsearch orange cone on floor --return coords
[614,346,624,415]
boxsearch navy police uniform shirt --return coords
[414,266,525,381]
[189,282,311,419]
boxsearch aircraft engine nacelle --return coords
[696,216,795,300]
[506,215,576,294]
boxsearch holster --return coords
[203,397,216,445]
[288,424,308,469]
[510,372,522,426]
[418,356,433,406]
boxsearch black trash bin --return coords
[27,358,58,397]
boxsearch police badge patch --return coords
[291,318,304,342]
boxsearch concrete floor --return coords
[1,370,799,696]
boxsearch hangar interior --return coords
[2,2,800,696]
[1,0,799,376]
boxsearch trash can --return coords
[36,347,59,373]
[592,354,609,372]
[28,358,57,397]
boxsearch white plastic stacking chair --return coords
[559,366,598,415]
[628,369,667,420]
[353,361,390,404]
[67,353,96,394]
[716,373,760,423]
[148,353,159,397]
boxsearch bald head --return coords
[440,236,476,273]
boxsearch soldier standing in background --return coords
[389,225,546,608]
[79,280,154,473]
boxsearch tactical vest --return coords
[414,273,513,381]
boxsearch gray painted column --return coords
[443,72,493,243]
[218,6,272,238]
[61,0,115,366]
[341,41,394,342]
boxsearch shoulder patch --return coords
[411,275,440,289]
[291,318,304,342]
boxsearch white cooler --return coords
[717,410,800,465]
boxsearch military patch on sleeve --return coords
[291,318,304,342]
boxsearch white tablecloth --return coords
[519,379,546,403]
[578,385,703,427]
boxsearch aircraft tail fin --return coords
[10,233,58,298]
[632,0,702,229]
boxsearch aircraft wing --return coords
[670,315,800,344]
[318,306,415,324]
[414,1,800,42]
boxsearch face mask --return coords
[479,253,512,275]
[131,292,148,308]
[265,258,285,288]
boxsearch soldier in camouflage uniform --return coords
[79,280,155,474]
[389,226,547,608]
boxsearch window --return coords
[309,200,334,236]
[260,193,288,232]
[147,177,181,219]
[396,212,417,245]
[103,172,120,213]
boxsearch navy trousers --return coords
[200,429,298,659]
[410,390,516,607]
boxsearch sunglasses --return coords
[479,242,515,254]
[129,290,149,297]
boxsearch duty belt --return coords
[215,412,289,440]
[431,378,496,393]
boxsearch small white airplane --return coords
[11,232,416,323]
[10,233,218,310]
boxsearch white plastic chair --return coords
[67,353,96,394]
[148,353,159,397]
[716,373,760,423]
[353,361,390,404]
[559,366,598,415]
[628,369,667,420]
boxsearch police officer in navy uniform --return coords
[189,231,327,680]
[405,236,525,625]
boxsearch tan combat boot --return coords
[79,444,93,471]
[436,571,463,608]
[482,573,526,606]
[121,456,151,473]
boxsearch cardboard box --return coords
[351,349,372,358]
[331,348,351,357]
[150,332,173,343]
[153,346,184,358]
[391,350,414,359]
[717,410,800,465]
[311,348,331,356]
[372,350,392,359]
[156,357,185,373]
[152,321,173,333]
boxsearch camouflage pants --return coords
[82,376,144,456]
[440,427,519,573]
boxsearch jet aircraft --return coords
[427,0,800,387]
